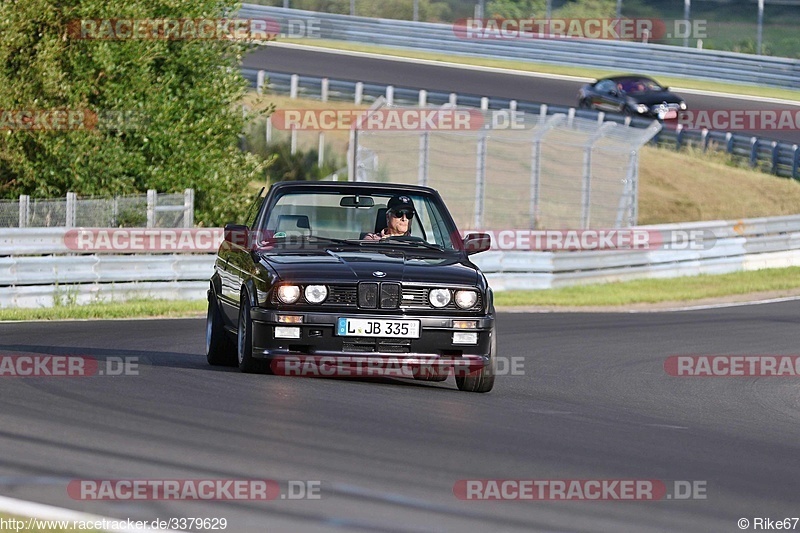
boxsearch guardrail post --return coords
[509,100,517,111]
[147,189,156,228]
[701,128,709,152]
[355,82,363,105]
[676,124,684,150]
[290,74,299,99]
[419,90,427,107]
[726,132,734,153]
[256,70,265,94]
[318,132,325,167]
[418,131,429,186]
[770,141,779,175]
[183,189,194,228]
[290,127,297,154]
[749,137,758,168]
[617,150,639,227]
[321,78,329,102]
[66,192,76,228]
[539,104,548,119]
[449,93,458,107]
[793,145,799,181]
[567,108,575,128]
[480,97,488,111]
[386,86,394,106]
[18,195,29,228]
[597,111,605,125]
[475,130,487,229]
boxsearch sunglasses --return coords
[390,209,414,220]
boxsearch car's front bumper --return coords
[250,307,494,371]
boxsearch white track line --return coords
[264,42,800,105]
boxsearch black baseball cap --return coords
[387,195,415,213]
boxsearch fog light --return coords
[453,320,477,329]
[277,315,303,323]
[453,332,478,345]
[275,326,301,339]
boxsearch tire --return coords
[456,333,495,393]
[206,292,237,366]
[237,296,269,374]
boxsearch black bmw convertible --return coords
[206,181,497,392]
[578,75,687,120]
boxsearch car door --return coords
[592,80,625,113]
[217,189,266,323]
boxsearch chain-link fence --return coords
[0,190,195,228]
[352,103,661,230]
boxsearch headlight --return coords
[429,288,451,308]
[679,101,687,110]
[277,285,301,304]
[454,290,479,309]
[304,285,328,304]
[636,104,649,114]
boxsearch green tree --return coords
[0,0,265,226]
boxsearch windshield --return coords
[259,189,460,251]
[617,78,664,93]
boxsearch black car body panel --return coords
[207,181,496,389]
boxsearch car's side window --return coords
[596,80,615,94]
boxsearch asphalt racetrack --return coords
[243,44,800,145]
[1,301,800,532]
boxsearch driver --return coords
[364,195,415,240]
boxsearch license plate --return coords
[337,318,420,338]
[660,110,678,120]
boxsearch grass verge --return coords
[273,39,800,102]
[0,299,206,321]
[493,267,800,307]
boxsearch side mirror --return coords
[223,223,251,248]
[463,233,491,255]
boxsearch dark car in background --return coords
[578,75,687,120]
[206,181,497,392]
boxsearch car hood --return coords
[629,91,683,106]
[258,249,479,286]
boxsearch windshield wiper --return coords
[360,238,446,251]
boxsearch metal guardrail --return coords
[244,69,800,180]
[3,216,800,307]
[239,5,800,90]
